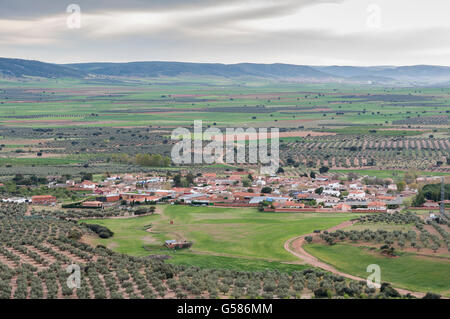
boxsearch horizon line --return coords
[1,56,450,68]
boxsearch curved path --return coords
[284,220,426,298]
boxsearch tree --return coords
[396,181,406,192]
[404,170,418,184]
[380,283,400,298]
[412,192,425,207]
[261,187,272,194]
[68,228,82,240]
[319,166,329,174]
[81,173,93,181]
[310,171,316,179]
[315,187,323,195]
[173,174,182,187]
[186,172,195,185]
[422,292,441,299]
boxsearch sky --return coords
[1,0,450,66]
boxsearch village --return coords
[1,170,446,214]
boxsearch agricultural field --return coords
[0,80,448,176]
[0,203,404,299]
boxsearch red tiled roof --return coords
[31,195,56,200]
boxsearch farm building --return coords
[164,240,193,249]
[96,194,120,203]
[82,201,103,208]
[31,195,56,205]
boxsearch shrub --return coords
[82,223,114,238]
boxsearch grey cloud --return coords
[24,24,450,66]
[0,0,343,19]
[1,0,449,66]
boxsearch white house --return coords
[387,184,397,191]
[322,189,341,197]
[347,190,366,201]
[349,183,363,190]
[2,197,29,204]
[327,183,341,190]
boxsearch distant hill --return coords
[0,58,84,78]
[312,65,450,84]
[65,61,332,79]
[3,57,450,84]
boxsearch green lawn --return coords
[163,252,310,273]
[304,243,450,296]
[81,214,162,256]
[81,205,358,269]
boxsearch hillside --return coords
[0,58,84,78]
[66,61,332,79]
[2,57,450,84]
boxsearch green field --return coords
[2,79,450,128]
[304,243,450,296]
[81,205,358,269]
[330,169,450,180]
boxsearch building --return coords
[334,203,351,212]
[232,192,260,201]
[32,195,56,205]
[367,201,387,211]
[322,189,340,197]
[2,197,29,204]
[80,180,96,189]
[164,240,193,249]
[347,190,366,201]
[423,201,439,208]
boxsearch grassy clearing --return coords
[81,206,359,268]
[0,157,81,166]
[304,243,450,296]
[164,252,309,273]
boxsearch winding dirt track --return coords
[284,220,426,298]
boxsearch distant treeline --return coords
[413,183,449,206]
[421,183,450,202]
[111,153,170,167]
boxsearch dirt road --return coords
[284,220,426,298]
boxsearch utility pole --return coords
[440,177,447,220]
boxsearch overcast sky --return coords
[1,0,450,65]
